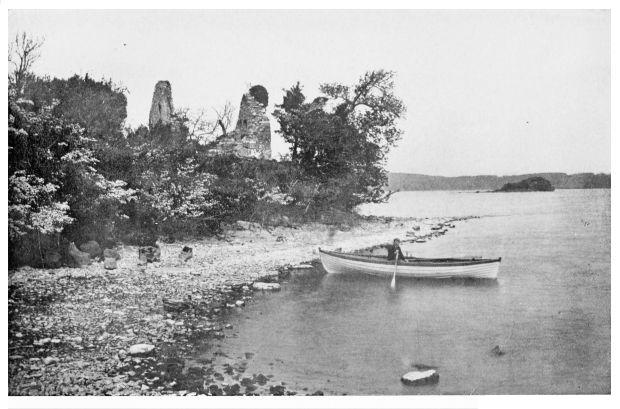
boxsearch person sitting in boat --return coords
[386,238,407,261]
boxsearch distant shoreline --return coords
[388,172,611,191]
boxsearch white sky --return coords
[8,9,610,176]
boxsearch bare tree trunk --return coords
[37,232,43,265]
[8,32,44,97]
[292,138,298,160]
[218,119,227,136]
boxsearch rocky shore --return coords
[8,216,473,396]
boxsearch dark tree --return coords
[273,82,306,159]
[23,74,127,141]
[274,70,405,210]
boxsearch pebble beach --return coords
[8,216,469,396]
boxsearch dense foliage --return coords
[273,70,405,210]
[8,93,135,266]
[8,74,301,265]
[8,36,404,267]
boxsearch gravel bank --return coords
[8,216,470,395]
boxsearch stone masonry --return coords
[147,81,271,159]
[213,85,272,160]
[149,81,174,129]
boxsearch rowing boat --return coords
[319,249,501,280]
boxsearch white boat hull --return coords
[319,249,500,280]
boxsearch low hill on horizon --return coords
[388,172,611,191]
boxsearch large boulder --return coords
[178,246,193,262]
[68,242,92,267]
[138,246,161,264]
[79,240,102,259]
[103,248,121,260]
[104,257,117,270]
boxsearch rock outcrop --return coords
[149,81,174,129]
[212,85,271,159]
[79,240,102,259]
[68,242,91,267]
[495,176,555,192]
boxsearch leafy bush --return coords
[8,171,73,240]
[8,87,135,267]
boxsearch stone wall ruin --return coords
[213,85,272,160]
[149,81,174,129]
[147,81,271,160]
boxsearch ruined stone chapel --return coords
[148,81,272,160]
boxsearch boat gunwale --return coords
[319,248,501,267]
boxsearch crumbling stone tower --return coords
[215,85,272,159]
[149,81,174,129]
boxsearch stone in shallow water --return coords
[401,368,439,386]
[292,264,314,269]
[491,345,505,356]
[253,282,281,291]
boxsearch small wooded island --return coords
[495,176,555,192]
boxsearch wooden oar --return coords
[390,257,397,290]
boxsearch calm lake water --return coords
[205,189,610,394]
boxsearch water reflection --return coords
[320,271,501,289]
